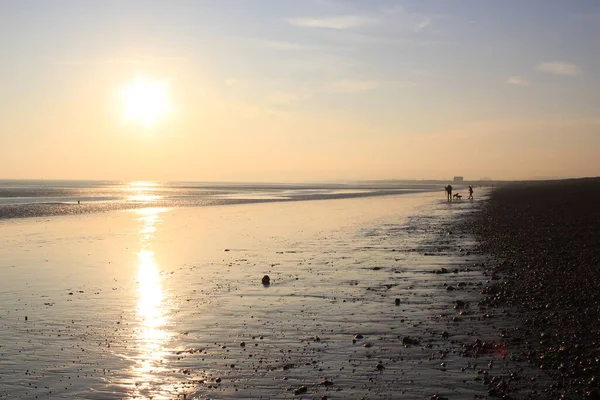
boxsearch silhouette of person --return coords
[446,185,453,201]
[468,185,474,200]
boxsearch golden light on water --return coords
[129,194,161,202]
[130,207,175,398]
[130,181,160,188]
[127,182,162,203]
[136,207,168,241]
[120,77,171,128]
[137,251,165,331]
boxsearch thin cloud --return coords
[537,61,582,76]
[415,17,432,32]
[265,91,312,105]
[327,79,379,93]
[506,76,531,87]
[379,4,437,33]
[289,16,376,29]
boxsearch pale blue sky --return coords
[1,1,599,181]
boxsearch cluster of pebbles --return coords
[466,179,600,399]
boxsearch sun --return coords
[120,77,171,128]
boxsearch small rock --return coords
[395,298,401,306]
[402,336,420,345]
[376,362,385,370]
[293,385,308,395]
[261,275,270,285]
[454,300,467,309]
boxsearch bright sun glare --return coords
[120,78,171,128]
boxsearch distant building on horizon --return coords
[453,176,464,183]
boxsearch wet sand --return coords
[0,188,424,220]
[470,178,600,400]
[1,191,546,399]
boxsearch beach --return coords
[1,185,597,400]
[0,187,573,399]
[471,178,600,399]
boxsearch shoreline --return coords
[0,188,434,221]
[470,177,600,399]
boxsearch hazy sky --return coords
[1,0,599,182]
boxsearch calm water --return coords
[0,180,444,219]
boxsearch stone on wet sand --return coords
[402,336,420,346]
[261,275,270,285]
[293,385,308,395]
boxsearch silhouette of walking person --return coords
[468,185,474,200]
[445,184,453,202]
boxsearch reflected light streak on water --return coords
[127,181,163,203]
[129,194,161,202]
[129,181,160,188]
[129,207,177,399]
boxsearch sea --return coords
[0,179,445,220]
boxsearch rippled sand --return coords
[0,192,545,399]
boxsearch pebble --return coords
[293,385,308,395]
[402,336,420,346]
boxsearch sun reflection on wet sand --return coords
[136,208,168,243]
[130,207,177,399]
